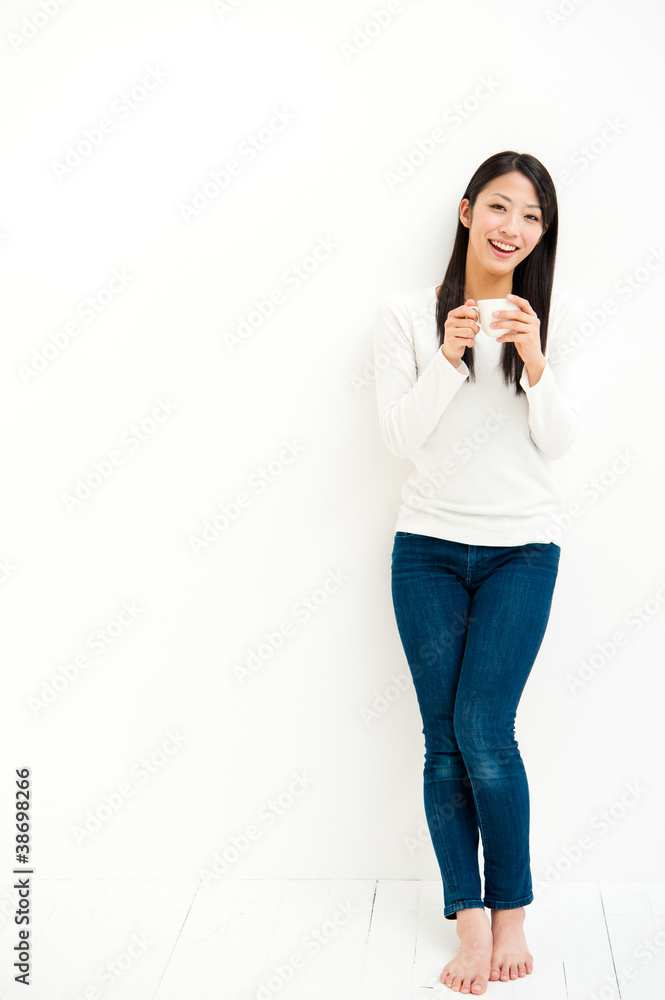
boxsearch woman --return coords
[374,151,582,995]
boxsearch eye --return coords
[491,203,541,223]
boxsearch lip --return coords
[488,238,519,257]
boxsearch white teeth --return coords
[490,239,517,252]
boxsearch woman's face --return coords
[460,170,547,275]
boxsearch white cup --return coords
[471,298,514,338]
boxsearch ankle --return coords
[491,906,525,926]
[455,907,490,936]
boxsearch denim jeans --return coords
[390,531,560,920]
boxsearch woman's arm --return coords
[517,292,585,459]
[374,292,469,459]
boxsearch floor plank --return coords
[153,879,282,999]
[154,879,376,1000]
[600,881,664,999]
[357,880,421,1000]
[555,881,618,1000]
[0,880,198,1000]
[0,878,662,999]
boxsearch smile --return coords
[489,239,519,256]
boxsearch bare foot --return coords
[440,907,492,994]
[489,907,533,982]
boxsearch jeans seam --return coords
[444,898,485,917]
[483,891,533,910]
[464,769,495,889]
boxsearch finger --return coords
[496,332,529,342]
[491,314,529,332]
[451,318,479,333]
[492,316,527,334]
[493,309,525,320]
[451,332,475,347]
[507,293,535,315]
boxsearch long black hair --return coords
[436,151,558,395]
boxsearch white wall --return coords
[1,0,663,886]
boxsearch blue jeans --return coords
[390,531,560,920]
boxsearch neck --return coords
[464,256,513,302]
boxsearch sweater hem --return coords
[394,511,561,548]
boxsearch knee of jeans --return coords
[458,741,518,779]
[424,749,468,782]
[423,731,467,780]
[454,716,519,777]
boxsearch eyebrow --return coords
[489,191,542,210]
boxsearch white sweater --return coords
[374,285,584,546]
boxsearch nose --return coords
[498,213,519,237]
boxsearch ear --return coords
[459,198,471,228]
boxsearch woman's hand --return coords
[442,299,479,366]
[493,293,544,367]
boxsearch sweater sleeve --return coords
[517,291,584,460]
[374,292,469,459]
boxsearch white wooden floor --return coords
[0,879,663,999]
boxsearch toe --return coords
[518,962,526,977]
[510,963,518,979]
[489,966,500,981]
